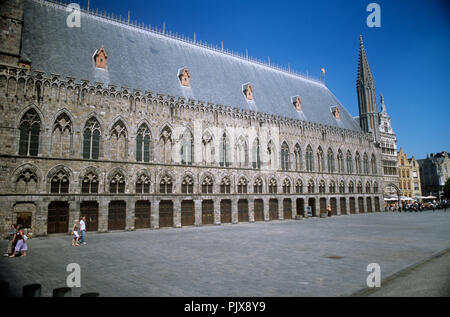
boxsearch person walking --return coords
[9,225,27,257]
[79,216,87,245]
[71,220,80,247]
[3,224,17,257]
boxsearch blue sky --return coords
[79,0,450,159]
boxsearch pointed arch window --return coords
[51,113,72,158]
[268,178,277,194]
[295,179,303,194]
[348,181,354,193]
[252,138,261,169]
[160,175,173,194]
[159,126,173,164]
[281,142,290,171]
[180,129,194,165]
[237,177,248,194]
[327,148,335,172]
[50,170,69,194]
[136,124,152,162]
[339,180,345,194]
[220,177,231,194]
[337,150,344,173]
[282,178,291,194]
[371,154,377,174]
[202,176,213,194]
[357,181,363,194]
[366,182,371,193]
[346,151,353,174]
[254,177,263,194]
[220,132,230,167]
[236,137,248,168]
[319,180,326,194]
[363,153,369,174]
[110,172,125,194]
[136,174,151,194]
[267,140,277,170]
[329,180,336,194]
[83,117,101,160]
[16,169,38,193]
[110,120,128,161]
[181,175,194,194]
[19,109,41,156]
[355,152,362,174]
[81,171,99,194]
[317,147,324,172]
[202,132,213,165]
[374,182,379,193]
[306,146,314,172]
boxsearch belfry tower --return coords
[356,35,379,142]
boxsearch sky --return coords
[77,0,450,159]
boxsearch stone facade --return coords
[418,152,450,199]
[408,156,422,198]
[397,148,412,197]
[0,0,385,238]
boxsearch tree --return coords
[444,178,450,199]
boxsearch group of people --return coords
[3,224,28,257]
[71,216,87,246]
[385,199,449,212]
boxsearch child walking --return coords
[71,220,80,246]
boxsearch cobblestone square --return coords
[1,211,450,297]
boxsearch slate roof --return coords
[21,0,362,132]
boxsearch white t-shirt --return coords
[80,220,86,231]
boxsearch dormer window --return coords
[292,96,301,111]
[331,106,340,120]
[178,67,190,87]
[94,47,107,69]
[243,83,253,100]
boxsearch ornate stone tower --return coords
[356,35,379,142]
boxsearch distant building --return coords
[397,148,412,197]
[378,95,400,196]
[408,156,422,198]
[418,152,450,199]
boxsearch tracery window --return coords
[136,124,152,162]
[50,170,69,194]
[181,175,194,194]
[83,117,101,160]
[19,109,41,156]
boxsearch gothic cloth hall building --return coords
[0,0,386,237]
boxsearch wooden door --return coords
[48,201,69,234]
[330,198,337,216]
[135,200,151,229]
[296,198,304,216]
[80,201,98,232]
[350,198,356,214]
[238,199,249,222]
[367,197,373,213]
[269,199,278,220]
[220,200,232,223]
[320,198,327,215]
[159,200,173,228]
[308,198,316,217]
[340,197,347,215]
[254,199,264,221]
[358,197,365,213]
[202,200,214,225]
[181,200,195,226]
[375,197,380,212]
[108,201,126,230]
[283,199,292,220]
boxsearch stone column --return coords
[174,198,181,228]
[336,196,341,215]
[194,199,202,226]
[248,198,255,222]
[126,196,136,231]
[263,197,270,221]
[152,199,160,229]
[98,197,108,233]
[69,198,80,232]
[213,197,221,225]
[292,198,297,219]
[232,198,238,224]
[355,197,360,214]
[278,197,283,220]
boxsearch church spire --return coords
[356,35,378,140]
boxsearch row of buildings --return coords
[0,0,445,237]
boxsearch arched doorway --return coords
[269,199,278,220]
[135,200,151,229]
[80,201,98,232]
[48,201,69,234]
[202,200,214,225]
[296,198,304,216]
[366,197,373,213]
[340,198,347,215]
[220,199,232,223]
[181,200,195,226]
[358,197,365,213]
[308,198,316,217]
[330,198,337,216]
[254,199,264,221]
[283,199,292,220]
[159,200,173,228]
[349,197,356,214]
[384,183,402,207]
[108,201,126,231]
[238,199,249,222]
[320,198,327,215]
